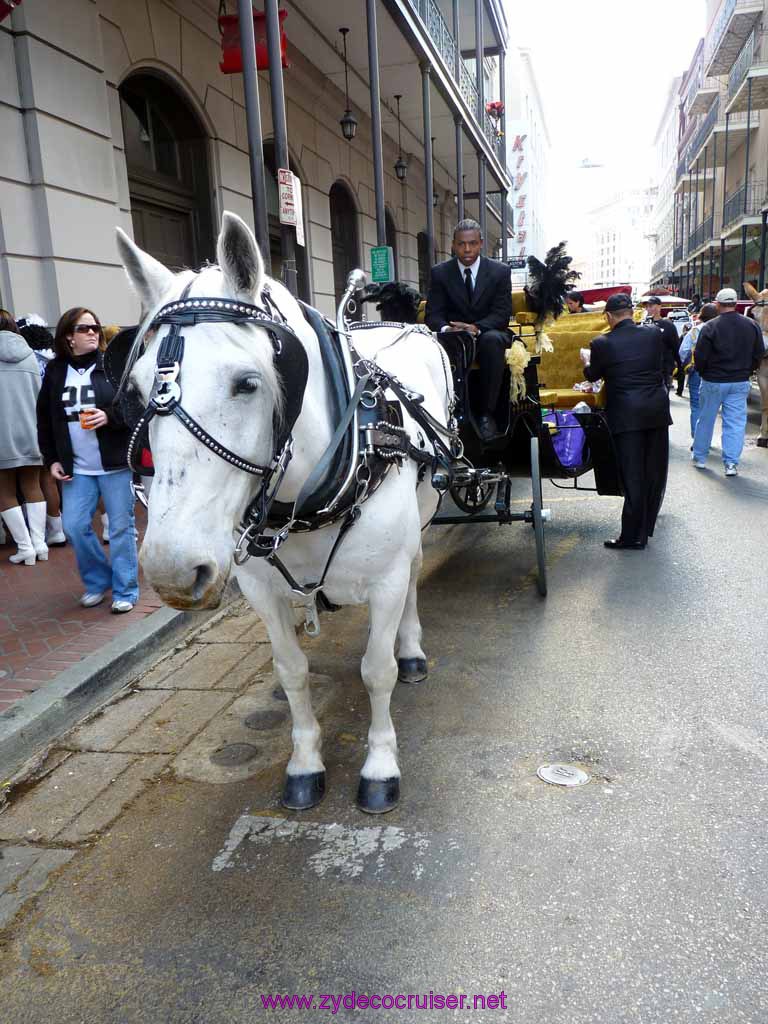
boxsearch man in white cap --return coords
[692,287,764,475]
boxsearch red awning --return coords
[0,1,22,23]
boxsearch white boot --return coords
[1,506,36,565]
[46,514,66,545]
[24,501,48,561]
[101,511,110,543]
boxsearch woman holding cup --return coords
[36,308,139,612]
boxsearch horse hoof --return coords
[282,771,326,810]
[397,657,428,684]
[757,437,768,448]
[357,776,400,814]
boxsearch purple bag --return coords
[542,410,586,468]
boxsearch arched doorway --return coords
[330,181,360,305]
[385,208,398,280]
[263,142,310,302]
[119,72,214,271]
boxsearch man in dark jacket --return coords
[425,219,512,440]
[582,292,671,550]
[642,295,680,390]
[692,287,765,476]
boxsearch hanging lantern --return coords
[393,95,407,182]
[338,27,357,141]
[218,3,288,75]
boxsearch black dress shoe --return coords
[604,538,646,550]
[477,414,499,441]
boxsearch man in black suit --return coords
[581,292,671,550]
[425,219,512,440]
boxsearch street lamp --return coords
[338,28,357,142]
[394,94,407,182]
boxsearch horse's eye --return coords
[234,376,260,395]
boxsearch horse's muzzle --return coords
[149,562,227,610]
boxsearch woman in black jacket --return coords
[37,307,139,612]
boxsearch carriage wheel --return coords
[449,480,495,514]
[530,435,547,597]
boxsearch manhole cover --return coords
[537,763,590,787]
[210,743,261,767]
[244,708,287,731]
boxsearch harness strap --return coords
[292,373,371,520]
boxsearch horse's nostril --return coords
[192,563,216,601]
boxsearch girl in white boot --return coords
[0,310,48,564]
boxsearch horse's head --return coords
[744,282,768,333]
[116,212,285,609]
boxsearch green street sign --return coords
[370,245,394,283]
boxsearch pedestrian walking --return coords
[581,293,671,549]
[0,310,48,564]
[36,307,139,612]
[679,302,717,440]
[642,296,680,390]
[691,288,765,476]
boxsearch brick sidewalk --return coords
[0,507,161,714]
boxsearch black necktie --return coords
[464,267,474,305]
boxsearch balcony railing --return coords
[652,253,672,277]
[674,243,685,264]
[684,97,720,168]
[689,212,720,251]
[723,178,767,226]
[705,0,763,76]
[728,30,755,101]
[710,0,738,67]
[410,0,500,152]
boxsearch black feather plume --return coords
[524,242,580,322]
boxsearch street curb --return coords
[0,599,230,780]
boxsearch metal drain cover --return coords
[244,708,287,731]
[210,743,260,767]
[537,763,590,787]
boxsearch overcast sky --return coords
[511,0,706,253]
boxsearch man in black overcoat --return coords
[582,292,672,550]
[425,219,512,440]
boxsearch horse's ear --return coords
[217,211,265,301]
[744,282,760,301]
[116,228,175,312]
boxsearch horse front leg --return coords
[758,358,768,445]
[237,574,325,809]
[358,566,410,814]
[396,546,429,685]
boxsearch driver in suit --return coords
[425,219,512,440]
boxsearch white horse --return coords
[116,212,453,814]
[742,283,768,447]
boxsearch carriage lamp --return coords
[394,94,407,182]
[338,28,357,141]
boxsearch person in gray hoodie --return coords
[0,310,48,564]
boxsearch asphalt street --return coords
[0,393,766,1024]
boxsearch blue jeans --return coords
[62,470,139,602]
[688,370,701,437]
[692,379,751,465]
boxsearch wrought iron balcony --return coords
[688,212,721,252]
[410,0,501,152]
[727,30,755,102]
[652,253,672,278]
[723,178,767,227]
[674,243,685,264]
[682,97,720,170]
[705,0,763,77]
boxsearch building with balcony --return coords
[0,0,514,323]
[649,76,682,290]
[666,0,768,299]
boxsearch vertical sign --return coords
[292,173,304,247]
[278,168,295,225]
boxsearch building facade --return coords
[503,45,551,276]
[586,188,656,297]
[664,0,768,299]
[0,0,514,325]
[649,75,682,290]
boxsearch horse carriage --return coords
[109,214,624,814]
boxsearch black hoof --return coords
[282,771,326,810]
[397,657,428,684]
[357,776,400,814]
[757,437,768,448]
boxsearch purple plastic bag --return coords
[542,410,586,468]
